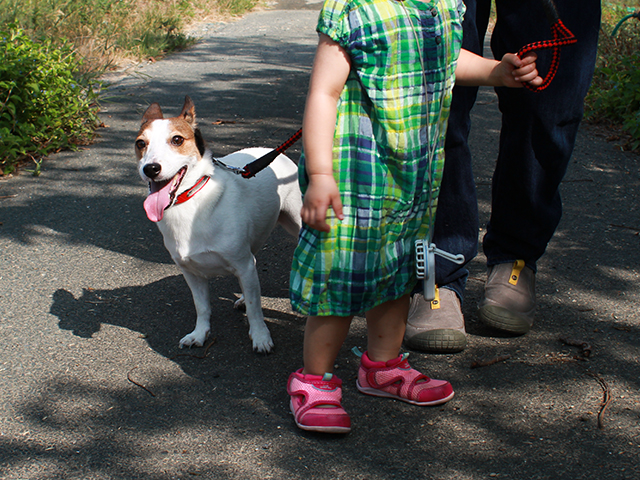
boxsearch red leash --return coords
[240,128,302,178]
[517,0,577,92]
[240,1,575,178]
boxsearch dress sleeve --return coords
[316,0,352,46]
[456,0,466,19]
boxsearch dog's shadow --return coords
[51,276,194,349]
[50,266,304,378]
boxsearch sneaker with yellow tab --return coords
[477,260,536,335]
[404,287,467,353]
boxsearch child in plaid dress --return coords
[287,0,541,433]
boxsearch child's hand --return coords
[499,52,543,89]
[301,174,344,232]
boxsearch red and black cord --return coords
[516,0,577,92]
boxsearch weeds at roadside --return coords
[585,3,640,152]
[0,0,258,176]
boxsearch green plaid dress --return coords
[290,0,464,316]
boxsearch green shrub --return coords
[0,0,259,175]
[0,25,100,175]
[585,5,640,151]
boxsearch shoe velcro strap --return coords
[509,260,526,286]
[288,377,343,417]
[366,367,430,401]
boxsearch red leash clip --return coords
[517,0,577,92]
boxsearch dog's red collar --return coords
[174,175,210,206]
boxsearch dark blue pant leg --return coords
[483,0,601,271]
[432,0,492,303]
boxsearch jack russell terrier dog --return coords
[135,96,302,353]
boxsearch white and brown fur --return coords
[135,96,302,352]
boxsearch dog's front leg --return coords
[235,258,274,353]
[179,271,211,348]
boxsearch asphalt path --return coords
[1,2,639,479]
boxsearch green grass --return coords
[0,0,258,73]
[0,0,258,176]
[585,2,640,151]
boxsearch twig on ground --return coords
[470,355,511,369]
[609,223,640,232]
[467,276,486,284]
[585,370,612,430]
[126,338,217,398]
[127,366,156,397]
[559,336,592,357]
[212,119,262,125]
[612,325,633,332]
[557,338,612,430]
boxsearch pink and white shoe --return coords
[356,351,454,406]
[287,369,351,434]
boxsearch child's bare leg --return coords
[365,294,410,362]
[303,315,353,375]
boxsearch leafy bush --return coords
[585,5,640,151]
[0,0,259,175]
[0,25,100,175]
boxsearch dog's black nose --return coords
[143,163,162,178]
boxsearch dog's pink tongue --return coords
[144,181,172,222]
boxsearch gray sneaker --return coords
[404,287,467,353]
[477,260,535,335]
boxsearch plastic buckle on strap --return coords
[213,158,246,175]
[415,240,465,301]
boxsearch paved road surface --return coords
[1,2,639,479]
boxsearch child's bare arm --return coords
[301,34,351,232]
[455,49,542,88]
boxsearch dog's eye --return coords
[171,135,184,146]
[135,139,146,150]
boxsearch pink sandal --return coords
[356,351,454,406]
[287,369,351,433]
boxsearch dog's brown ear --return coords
[180,96,197,127]
[141,103,164,124]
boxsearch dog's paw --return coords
[249,325,274,354]
[179,328,210,348]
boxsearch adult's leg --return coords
[405,0,493,353]
[431,0,493,299]
[484,0,601,269]
[478,0,600,334]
